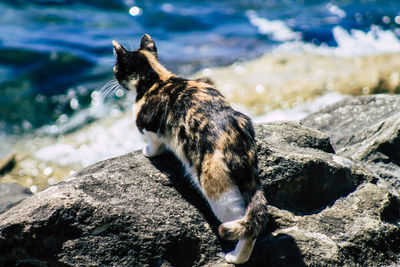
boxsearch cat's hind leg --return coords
[206,185,246,224]
[200,150,246,222]
[200,150,265,264]
[200,153,255,264]
[142,130,165,157]
[206,187,255,264]
[205,185,256,264]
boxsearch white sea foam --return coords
[33,90,145,167]
[331,25,400,56]
[246,9,400,56]
[246,4,400,58]
[246,10,301,42]
[326,3,346,18]
[277,25,400,57]
[34,114,145,167]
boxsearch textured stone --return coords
[262,183,400,266]
[255,121,375,214]
[301,94,400,188]
[0,117,399,266]
[0,152,222,267]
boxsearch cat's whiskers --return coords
[104,84,120,102]
[100,80,116,98]
[100,79,121,103]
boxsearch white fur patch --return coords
[142,130,165,157]
[208,186,246,223]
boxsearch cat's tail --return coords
[218,188,268,240]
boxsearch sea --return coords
[2,0,400,160]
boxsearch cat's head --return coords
[113,34,169,91]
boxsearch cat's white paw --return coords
[142,144,164,157]
[225,251,248,264]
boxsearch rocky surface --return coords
[256,121,376,214]
[1,95,400,266]
[301,94,400,188]
[0,151,223,267]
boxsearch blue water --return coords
[1,0,400,135]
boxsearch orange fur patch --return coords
[140,50,173,82]
[200,149,232,200]
[134,97,146,118]
[186,80,209,88]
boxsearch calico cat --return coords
[113,34,268,264]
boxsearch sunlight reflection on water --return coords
[129,6,143,17]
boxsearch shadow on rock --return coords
[149,151,221,235]
[150,151,307,266]
[241,233,306,267]
[149,151,247,257]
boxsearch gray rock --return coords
[0,183,31,213]
[300,95,400,149]
[263,183,400,266]
[255,121,376,214]
[0,152,222,267]
[0,120,399,266]
[301,94,400,188]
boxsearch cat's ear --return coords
[140,34,158,56]
[112,40,128,56]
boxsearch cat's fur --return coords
[113,34,268,264]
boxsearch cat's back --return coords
[161,78,254,139]
[154,77,256,167]
[137,76,256,155]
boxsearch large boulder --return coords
[0,151,222,267]
[260,182,400,266]
[301,94,400,188]
[255,122,375,214]
[1,98,399,266]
